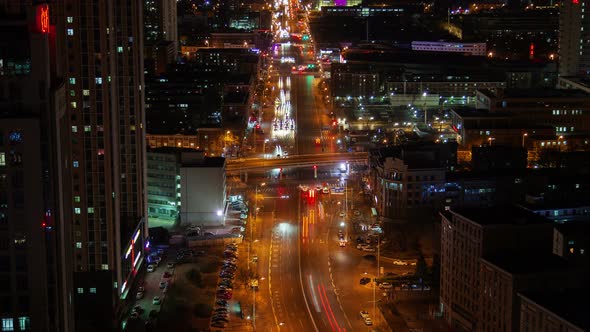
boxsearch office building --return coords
[559,0,590,76]
[439,206,553,330]
[519,289,590,332]
[369,143,456,221]
[479,253,580,332]
[146,149,181,224]
[410,41,486,56]
[0,3,65,331]
[56,0,147,330]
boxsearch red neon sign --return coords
[573,0,579,4]
[36,4,49,34]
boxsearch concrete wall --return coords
[179,167,226,225]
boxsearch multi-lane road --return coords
[237,1,395,331]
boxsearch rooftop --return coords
[518,289,590,331]
[451,108,511,118]
[482,252,572,275]
[450,205,551,226]
[479,88,590,99]
[554,221,590,234]
[181,156,225,168]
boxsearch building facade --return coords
[146,151,180,224]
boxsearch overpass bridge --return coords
[225,152,368,173]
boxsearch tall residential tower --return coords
[559,0,590,76]
[55,0,148,330]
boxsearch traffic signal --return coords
[302,35,309,41]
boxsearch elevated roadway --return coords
[226,152,368,173]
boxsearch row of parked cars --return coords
[211,243,239,329]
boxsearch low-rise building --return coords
[479,253,580,332]
[411,41,487,56]
[440,206,554,330]
[146,150,181,224]
[370,143,456,221]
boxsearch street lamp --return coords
[522,132,528,148]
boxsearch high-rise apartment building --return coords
[144,0,177,49]
[558,0,590,76]
[0,2,66,331]
[55,0,148,330]
[144,0,177,74]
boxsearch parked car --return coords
[136,291,144,300]
[393,260,408,266]
[167,262,174,269]
[359,277,371,285]
[362,246,376,252]
[159,281,167,289]
[353,210,361,216]
[147,264,155,272]
[359,311,370,319]
[152,297,161,305]
[364,317,373,326]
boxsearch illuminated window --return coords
[0,152,5,166]
[84,126,91,132]
[70,102,77,109]
[90,288,96,294]
[83,89,89,96]
[87,207,94,214]
[69,77,76,85]
[67,28,74,36]
[95,77,102,85]
[74,196,81,202]
[71,126,77,133]
[77,287,83,294]
[74,208,81,214]
[101,264,109,270]
[76,242,82,249]
[2,318,13,331]
[73,161,79,168]
[67,16,73,23]
[117,46,123,53]
[18,317,29,331]
[70,90,75,97]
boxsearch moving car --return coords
[362,246,376,252]
[379,282,393,289]
[359,277,371,285]
[364,317,373,326]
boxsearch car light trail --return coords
[308,275,321,312]
[317,283,337,331]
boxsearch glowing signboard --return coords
[36,4,49,34]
